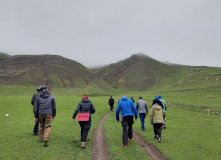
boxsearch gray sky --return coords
[0,0,220,67]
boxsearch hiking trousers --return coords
[121,116,134,145]
[153,123,163,138]
[39,115,52,141]
[110,104,114,111]
[79,118,91,142]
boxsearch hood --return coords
[153,105,162,110]
[81,99,91,103]
[41,93,51,98]
[121,96,128,101]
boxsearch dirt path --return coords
[133,131,167,160]
[91,112,167,160]
[91,112,111,160]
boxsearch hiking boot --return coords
[154,135,158,139]
[33,132,38,136]
[44,140,48,147]
[81,142,86,148]
[122,144,127,147]
[158,138,161,143]
[129,138,133,142]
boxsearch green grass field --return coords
[0,85,221,160]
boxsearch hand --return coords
[135,118,138,121]
[52,117,55,120]
[34,118,38,122]
[146,113,148,116]
[150,122,152,125]
[73,119,75,123]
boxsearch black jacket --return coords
[34,93,56,118]
[109,98,115,105]
[72,99,96,119]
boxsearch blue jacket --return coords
[116,96,138,122]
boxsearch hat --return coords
[139,97,142,99]
[155,96,159,100]
[158,95,162,99]
[37,85,46,92]
[82,94,88,99]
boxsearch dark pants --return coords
[33,120,39,134]
[79,118,91,142]
[139,113,146,131]
[153,123,163,138]
[121,116,134,145]
[110,104,114,111]
[163,113,166,128]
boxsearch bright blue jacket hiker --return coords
[116,96,138,122]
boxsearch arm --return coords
[116,104,121,122]
[52,97,56,119]
[150,107,154,124]
[91,103,96,114]
[132,102,138,120]
[72,103,81,119]
[34,98,39,119]
[145,103,148,116]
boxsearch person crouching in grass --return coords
[34,87,56,147]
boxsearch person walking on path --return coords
[130,96,135,103]
[31,86,42,136]
[116,96,138,147]
[34,87,56,147]
[136,97,148,132]
[152,96,163,109]
[72,94,96,148]
[150,99,164,143]
[158,95,167,129]
[108,96,115,111]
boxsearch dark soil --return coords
[133,131,168,160]
[91,112,111,160]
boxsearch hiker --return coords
[152,96,163,109]
[116,96,138,147]
[34,87,56,147]
[31,86,42,136]
[130,96,135,103]
[136,97,148,132]
[72,94,96,148]
[108,96,115,111]
[158,95,167,129]
[118,98,121,104]
[150,98,164,143]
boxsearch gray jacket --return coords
[31,92,40,113]
[34,93,56,118]
[72,99,96,119]
[136,99,148,114]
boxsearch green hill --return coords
[94,53,178,91]
[0,55,112,92]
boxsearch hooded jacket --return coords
[72,98,96,119]
[159,98,167,112]
[150,104,164,124]
[34,93,56,118]
[116,96,138,122]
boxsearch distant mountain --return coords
[0,55,111,91]
[94,53,178,91]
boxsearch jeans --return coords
[79,118,91,142]
[121,116,134,145]
[139,113,146,131]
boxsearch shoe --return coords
[33,132,38,136]
[164,126,166,129]
[81,142,86,148]
[158,138,161,143]
[44,141,48,147]
[154,135,158,139]
[129,138,133,142]
[122,144,127,147]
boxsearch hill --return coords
[94,53,178,91]
[0,55,111,91]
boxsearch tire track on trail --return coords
[91,112,111,160]
[91,112,167,160]
[133,131,167,160]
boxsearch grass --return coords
[0,85,221,160]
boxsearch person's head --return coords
[139,97,142,99]
[158,95,162,99]
[37,85,46,93]
[155,96,159,100]
[110,96,112,98]
[82,94,88,99]
[131,96,133,98]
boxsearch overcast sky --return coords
[0,0,220,67]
